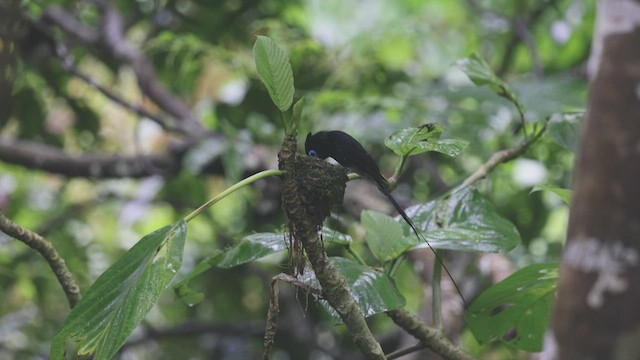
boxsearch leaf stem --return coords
[183,169,283,223]
[432,250,443,329]
[388,153,412,190]
[346,244,368,266]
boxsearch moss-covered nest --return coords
[291,154,348,228]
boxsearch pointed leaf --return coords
[385,125,468,157]
[300,257,405,319]
[466,263,558,351]
[51,221,187,360]
[253,36,295,112]
[531,185,572,205]
[405,184,520,253]
[457,53,526,120]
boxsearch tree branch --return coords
[54,42,181,134]
[497,1,559,76]
[0,139,180,178]
[0,212,81,308]
[40,4,207,139]
[463,121,548,186]
[386,308,475,360]
[95,1,206,138]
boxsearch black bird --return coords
[305,130,418,237]
[305,130,466,304]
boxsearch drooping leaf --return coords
[457,53,526,121]
[531,185,572,205]
[385,125,468,157]
[547,112,583,152]
[51,221,187,360]
[300,257,405,319]
[362,210,417,263]
[466,263,558,351]
[405,184,521,253]
[253,36,295,113]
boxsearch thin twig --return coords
[0,212,81,308]
[463,121,548,186]
[55,44,181,134]
[386,342,427,360]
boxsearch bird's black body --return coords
[305,131,420,239]
[305,130,466,305]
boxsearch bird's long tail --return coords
[373,177,467,307]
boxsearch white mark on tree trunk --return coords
[564,237,638,308]
[588,0,640,78]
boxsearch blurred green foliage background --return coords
[0,0,592,358]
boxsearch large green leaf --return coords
[362,210,418,263]
[300,257,406,319]
[253,36,295,112]
[466,263,558,351]
[51,221,187,359]
[385,125,468,157]
[456,53,526,120]
[406,184,521,252]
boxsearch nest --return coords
[292,154,348,228]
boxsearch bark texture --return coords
[553,4,640,358]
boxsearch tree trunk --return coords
[552,2,640,359]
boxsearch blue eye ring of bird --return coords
[308,149,318,158]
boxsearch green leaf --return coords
[457,53,526,121]
[290,96,304,135]
[173,249,224,306]
[547,112,583,152]
[51,221,187,360]
[174,284,206,307]
[531,185,572,205]
[466,263,558,351]
[173,227,350,305]
[321,226,353,245]
[362,210,418,262]
[253,35,295,113]
[385,125,468,157]
[300,257,406,319]
[406,184,521,253]
[211,232,287,268]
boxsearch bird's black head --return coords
[305,131,329,159]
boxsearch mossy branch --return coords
[277,136,386,360]
[387,308,475,360]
